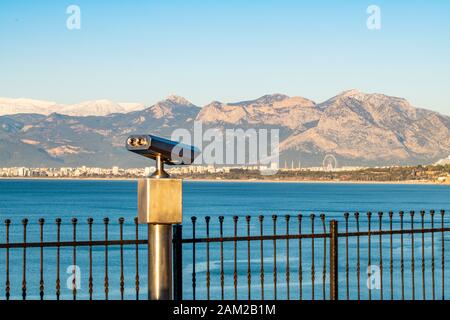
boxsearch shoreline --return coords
[0,176,448,185]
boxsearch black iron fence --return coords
[176,210,449,300]
[0,217,146,300]
[0,210,449,300]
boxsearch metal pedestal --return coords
[148,224,173,300]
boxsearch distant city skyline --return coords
[1,1,450,116]
[1,163,449,184]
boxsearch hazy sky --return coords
[0,0,449,115]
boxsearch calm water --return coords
[0,179,449,300]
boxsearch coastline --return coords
[187,178,448,185]
[0,176,448,185]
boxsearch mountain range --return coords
[0,90,449,168]
[0,97,145,116]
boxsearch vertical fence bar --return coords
[72,218,77,300]
[431,210,435,300]
[173,224,183,301]
[410,211,415,300]
[233,216,239,300]
[285,215,290,300]
[355,212,360,300]
[39,218,45,300]
[399,211,404,300]
[344,213,349,300]
[272,215,278,300]
[378,212,383,300]
[219,216,224,300]
[441,210,445,300]
[191,216,197,300]
[4,219,11,301]
[367,212,372,300]
[134,217,140,300]
[21,218,28,301]
[88,218,94,300]
[389,211,394,300]
[420,210,425,300]
[320,214,326,300]
[298,214,303,301]
[329,220,338,301]
[119,217,125,300]
[55,218,61,300]
[259,215,265,300]
[246,216,251,300]
[205,216,211,300]
[310,214,315,301]
[104,217,109,300]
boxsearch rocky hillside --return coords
[280,90,450,165]
[0,90,449,167]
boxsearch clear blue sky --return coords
[0,0,449,115]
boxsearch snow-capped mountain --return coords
[0,97,146,116]
[0,97,61,116]
[61,100,145,116]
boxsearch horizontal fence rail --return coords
[0,210,449,300]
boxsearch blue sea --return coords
[0,179,449,300]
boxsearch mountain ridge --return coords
[0,90,449,168]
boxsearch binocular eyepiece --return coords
[127,136,149,148]
[126,134,200,178]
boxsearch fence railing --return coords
[0,210,448,300]
[176,210,449,300]
[0,217,146,300]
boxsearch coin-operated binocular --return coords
[126,134,199,178]
[127,134,200,223]
[126,134,200,300]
